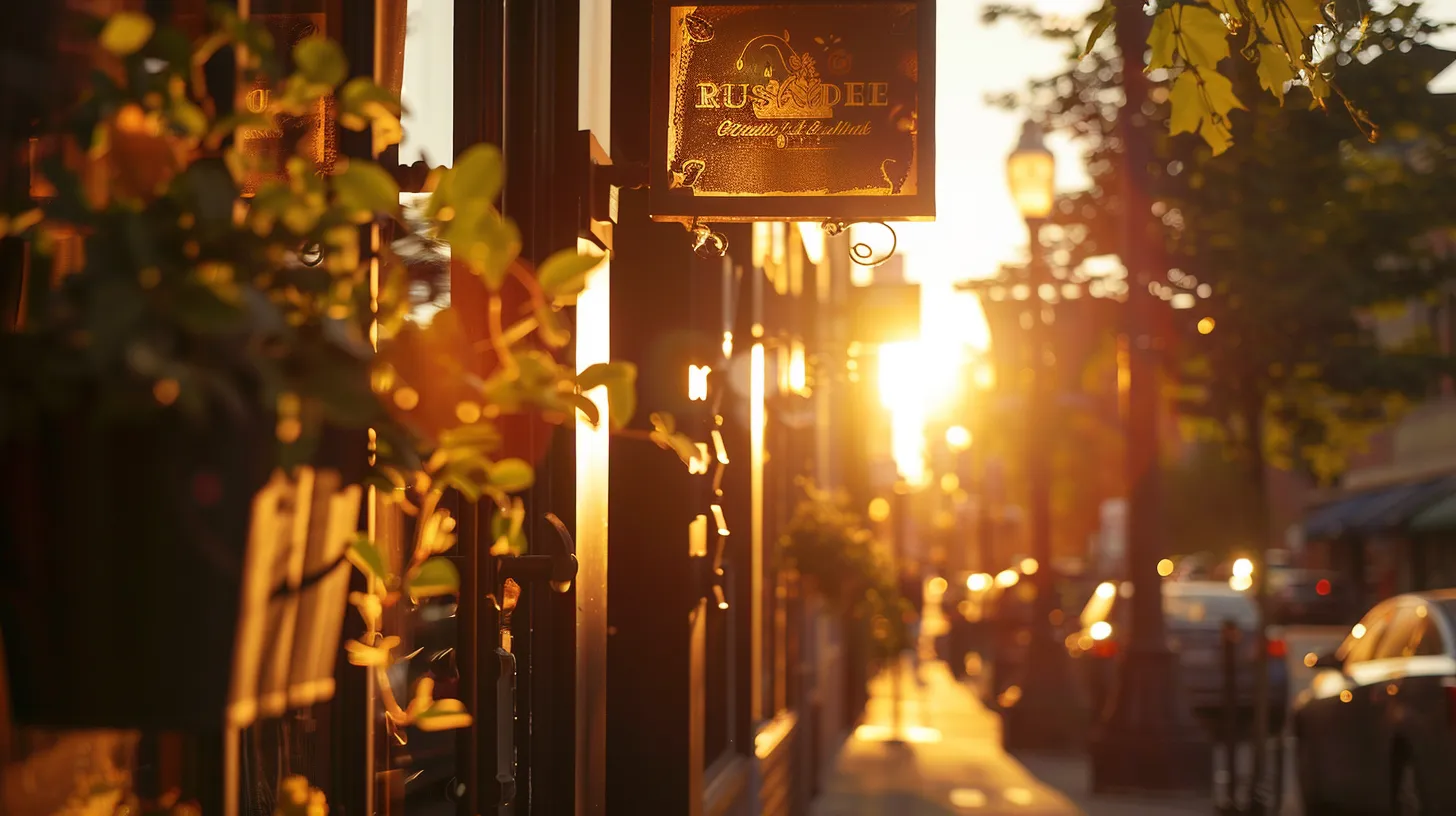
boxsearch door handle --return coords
[490,513,575,808]
[497,513,578,593]
[495,648,517,806]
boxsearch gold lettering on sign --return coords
[663,5,921,202]
[245,88,270,113]
[697,83,720,108]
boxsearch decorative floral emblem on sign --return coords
[736,33,834,120]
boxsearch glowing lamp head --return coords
[945,425,972,452]
[1089,621,1113,641]
[995,569,1020,589]
[967,573,991,592]
[1007,120,1055,220]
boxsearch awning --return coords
[1412,492,1456,533]
[1303,476,1456,540]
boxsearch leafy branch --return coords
[1080,0,1377,154]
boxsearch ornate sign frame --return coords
[650,1,936,224]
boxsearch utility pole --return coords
[1088,0,1211,793]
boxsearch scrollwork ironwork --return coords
[822,220,898,268]
[689,218,729,259]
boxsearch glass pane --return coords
[1376,606,1422,660]
[1415,611,1446,656]
[399,0,454,168]
[1343,606,1394,665]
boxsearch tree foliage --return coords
[989,2,1456,486]
[995,0,1443,154]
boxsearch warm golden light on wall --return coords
[689,442,710,475]
[689,364,711,401]
[789,340,807,394]
[796,222,825,266]
[878,341,930,487]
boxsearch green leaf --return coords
[535,304,570,348]
[453,143,505,203]
[1169,71,1202,136]
[489,458,535,493]
[293,36,348,88]
[415,699,474,731]
[1208,0,1243,18]
[1199,115,1234,156]
[1255,44,1296,104]
[408,556,461,600]
[347,536,388,582]
[564,391,601,427]
[339,77,403,119]
[169,98,208,139]
[334,161,401,222]
[448,206,521,290]
[1148,9,1177,71]
[1082,1,1115,58]
[537,248,605,305]
[100,12,155,57]
[650,413,701,467]
[578,361,638,430]
[1200,67,1245,120]
[1176,6,1231,69]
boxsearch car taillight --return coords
[1092,640,1119,659]
[1267,639,1287,659]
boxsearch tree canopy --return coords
[1078,0,1446,154]
[988,2,1456,486]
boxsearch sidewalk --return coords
[810,658,1078,815]
[810,658,1214,816]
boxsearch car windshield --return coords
[1165,591,1257,628]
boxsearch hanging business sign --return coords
[650,2,935,223]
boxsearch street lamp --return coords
[998,121,1082,751]
[1006,121,1055,221]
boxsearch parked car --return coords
[1293,591,1456,815]
[1266,567,1360,626]
[1068,579,1288,730]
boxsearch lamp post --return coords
[997,121,1082,751]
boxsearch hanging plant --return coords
[780,479,908,659]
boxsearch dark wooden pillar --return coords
[603,186,703,813]
[451,2,504,813]
[500,0,583,811]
